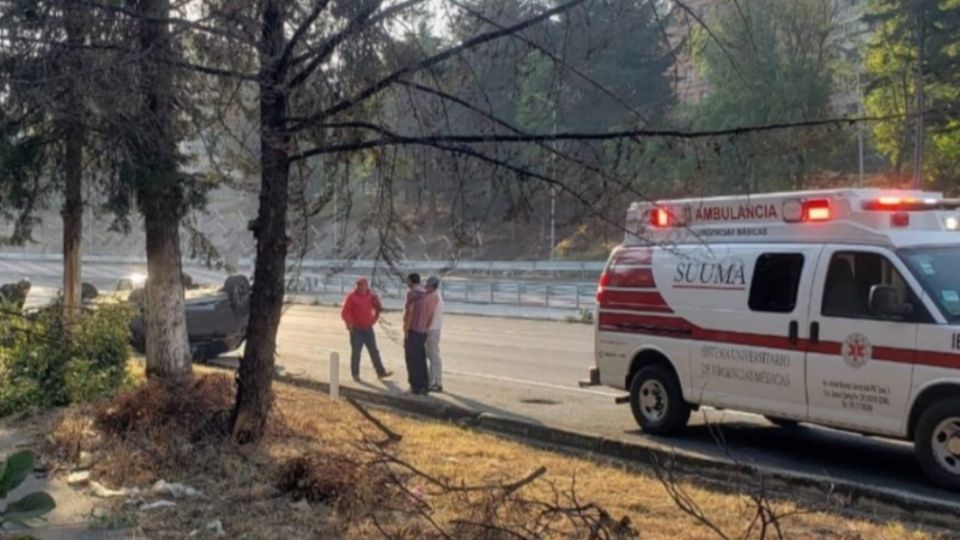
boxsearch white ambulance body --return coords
[591,188,960,488]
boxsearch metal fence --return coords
[286,273,597,311]
[0,253,605,278]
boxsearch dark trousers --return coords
[350,327,386,377]
[404,331,429,392]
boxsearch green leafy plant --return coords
[0,450,56,528]
[566,308,595,325]
[0,304,132,416]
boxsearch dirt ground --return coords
[2,369,951,540]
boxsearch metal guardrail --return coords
[0,253,606,276]
[285,273,597,311]
[264,259,605,274]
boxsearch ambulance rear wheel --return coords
[629,365,690,436]
[915,398,960,490]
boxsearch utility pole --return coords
[549,104,557,261]
[549,52,561,261]
[332,180,338,254]
[856,62,865,187]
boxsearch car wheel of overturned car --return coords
[127,288,146,310]
[81,282,99,301]
[629,364,690,436]
[0,280,31,311]
[915,397,960,490]
[223,275,251,312]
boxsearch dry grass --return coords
[42,369,945,540]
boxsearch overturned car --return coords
[128,275,251,362]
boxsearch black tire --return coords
[914,398,960,490]
[81,282,99,301]
[223,275,251,313]
[765,416,800,428]
[629,364,690,436]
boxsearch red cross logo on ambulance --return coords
[842,333,872,369]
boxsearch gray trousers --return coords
[426,329,442,387]
[350,327,386,377]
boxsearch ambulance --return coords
[587,189,960,488]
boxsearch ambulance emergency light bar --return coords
[645,192,960,230]
[647,198,834,227]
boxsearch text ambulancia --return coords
[583,189,960,489]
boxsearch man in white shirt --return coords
[424,276,444,392]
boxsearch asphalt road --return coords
[236,305,960,508]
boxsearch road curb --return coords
[272,372,960,529]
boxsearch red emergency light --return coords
[804,199,832,222]
[650,207,672,228]
[891,212,911,227]
[862,196,937,211]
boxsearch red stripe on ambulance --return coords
[599,310,960,369]
[599,290,672,313]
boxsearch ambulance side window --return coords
[748,253,805,313]
[821,252,931,322]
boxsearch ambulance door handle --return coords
[788,321,798,345]
[809,322,820,345]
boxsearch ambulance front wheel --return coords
[914,398,960,490]
[629,365,690,436]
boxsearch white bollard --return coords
[329,352,340,399]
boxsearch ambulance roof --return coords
[625,188,960,249]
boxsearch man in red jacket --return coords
[341,278,392,381]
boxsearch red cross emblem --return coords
[842,333,872,368]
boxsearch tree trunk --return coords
[136,0,192,379]
[61,7,84,327]
[231,0,290,444]
[62,127,83,326]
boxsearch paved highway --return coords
[240,305,959,506]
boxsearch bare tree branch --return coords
[446,0,653,126]
[287,0,591,131]
[287,0,428,89]
[277,0,333,72]
[289,112,905,161]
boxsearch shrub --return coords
[0,303,132,416]
[566,308,595,325]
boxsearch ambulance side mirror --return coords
[869,285,914,319]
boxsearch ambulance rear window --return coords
[749,254,805,313]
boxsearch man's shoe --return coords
[416,388,430,396]
[351,374,361,382]
[378,371,394,380]
[430,384,443,393]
